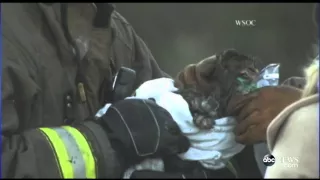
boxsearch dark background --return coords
[116,3,319,81]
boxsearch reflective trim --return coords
[226,160,239,178]
[39,126,96,178]
[63,126,96,178]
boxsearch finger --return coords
[237,102,259,123]
[259,121,269,142]
[227,92,258,116]
[235,131,255,145]
[234,111,260,135]
[235,123,267,145]
[235,126,258,145]
[235,90,262,121]
[235,130,266,145]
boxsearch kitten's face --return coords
[177,88,219,129]
[176,50,260,129]
[235,65,259,94]
[217,50,259,96]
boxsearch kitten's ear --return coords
[217,49,241,64]
[174,64,198,89]
[195,55,219,78]
[220,49,240,59]
[175,54,222,94]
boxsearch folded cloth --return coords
[123,158,165,179]
[133,78,179,98]
[95,78,178,119]
[95,78,245,177]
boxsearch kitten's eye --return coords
[191,111,199,117]
[240,72,250,79]
[248,67,258,74]
[239,67,258,80]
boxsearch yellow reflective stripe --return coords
[39,126,96,178]
[39,128,74,178]
[63,126,96,178]
[54,128,87,178]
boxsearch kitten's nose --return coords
[240,68,259,82]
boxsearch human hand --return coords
[226,86,301,144]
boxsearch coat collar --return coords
[267,93,319,151]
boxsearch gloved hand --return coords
[100,99,190,168]
[129,165,236,179]
[226,86,301,145]
[129,169,209,179]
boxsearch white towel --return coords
[95,78,178,119]
[95,78,245,177]
[150,90,245,170]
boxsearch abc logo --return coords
[263,154,276,166]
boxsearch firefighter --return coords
[1,3,189,178]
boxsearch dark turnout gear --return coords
[130,170,210,179]
[130,168,236,179]
[127,155,239,179]
[2,3,169,178]
[101,99,190,169]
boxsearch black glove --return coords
[100,99,190,168]
[163,155,203,173]
[130,169,209,179]
[130,166,237,179]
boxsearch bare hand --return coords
[227,86,301,145]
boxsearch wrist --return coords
[77,121,123,178]
[97,115,132,170]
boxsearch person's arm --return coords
[131,29,171,81]
[2,49,188,178]
[110,11,170,90]
[1,40,121,178]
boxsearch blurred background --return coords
[116,3,319,81]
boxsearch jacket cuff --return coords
[77,121,122,178]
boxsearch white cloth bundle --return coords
[95,78,245,178]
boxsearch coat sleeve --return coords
[264,103,319,178]
[1,40,121,179]
[110,11,170,89]
[131,29,171,81]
